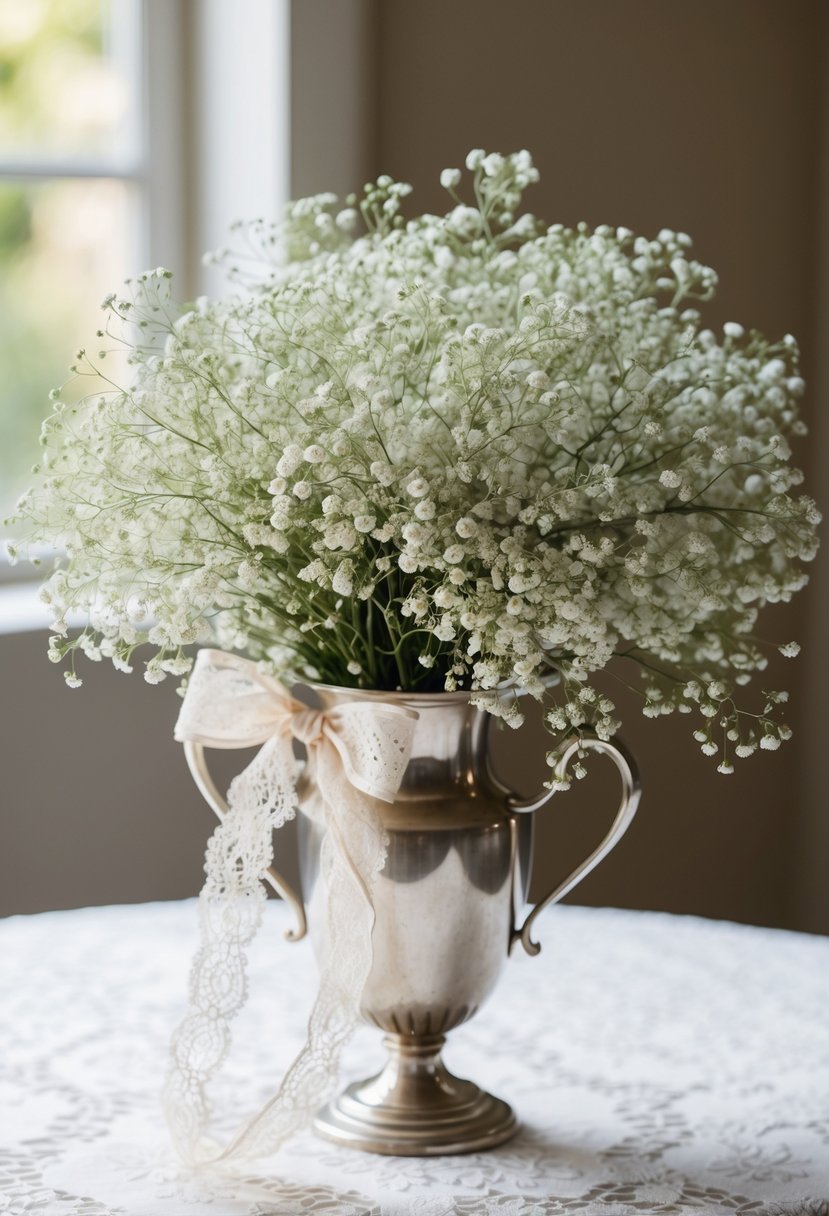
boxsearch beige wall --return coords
[1,1,826,931]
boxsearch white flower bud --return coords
[481,153,504,177]
[335,208,358,231]
[332,562,354,597]
[276,444,303,477]
[370,461,395,486]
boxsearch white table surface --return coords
[1,899,828,1216]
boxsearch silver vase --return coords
[284,685,641,1156]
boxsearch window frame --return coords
[0,0,187,607]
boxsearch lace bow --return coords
[164,649,418,1165]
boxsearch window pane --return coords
[0,0,141,162]
[0,177,132,516]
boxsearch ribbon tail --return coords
[162,731,298,1166]
[214,739,387,1161]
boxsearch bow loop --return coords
[174,649,419,803]
[174,649,293,749]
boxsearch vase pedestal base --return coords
[313,1033,517,1156]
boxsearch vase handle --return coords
[509,733,641,957]
[183,740,308,942]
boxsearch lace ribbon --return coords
[164,649,418,1165]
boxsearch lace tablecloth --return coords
[2,899,828,1216]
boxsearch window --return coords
[0,0,149,518]
[0,0,289,632]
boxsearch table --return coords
[1,900,827,1215]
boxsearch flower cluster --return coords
[9,149,819,774]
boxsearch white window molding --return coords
[188,0,291,299]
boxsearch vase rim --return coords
[297,671,559,705]
[299,680,483,706]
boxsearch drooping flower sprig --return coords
[8,148,819,777]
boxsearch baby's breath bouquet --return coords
[10,149,820,775]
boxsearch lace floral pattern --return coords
[165,649,417,1166]
[2,902,828,1214]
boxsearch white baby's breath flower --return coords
[482,152,504,177]
[440,168,462,190]
[526,370,549,390]
[398,521,420,542]
[323,521,356,550]
[369,461,395,486]
[12,147,813,772]
[332,561,354,597]
[336,208,358,231]
[276,445,303,477]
